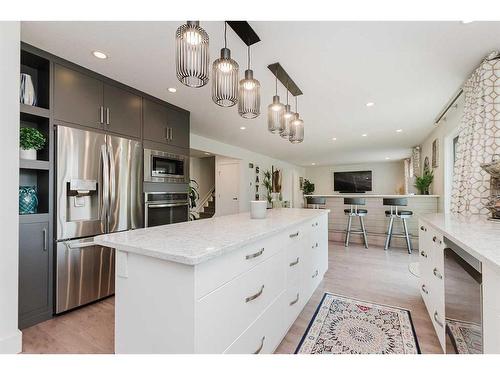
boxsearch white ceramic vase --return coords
[20,149,37,160]
[250,200,268,219]
[20,73,37,106]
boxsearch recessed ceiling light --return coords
[461,20,474,24]
[366,102,375,107]
[332,137,337,141]
[240,126,246,130]
[385,157,391,160]
[396,129,403,133]
[92,50,108,59]
[167,87,177,93]
[361,133,368,137]
[311,163,316,166]
[204,152,211,155]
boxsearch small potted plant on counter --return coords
[20,127,46,160]
[414,170,434,195]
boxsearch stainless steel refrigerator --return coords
[55,125,142,313]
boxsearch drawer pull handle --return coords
[289,257,300,267]
[289,231,299,238]
[420,225,426,232]
[312,270,319,279]
[245,285,264,303]
[421,284,429,294]
[289,293,300,306]
[420,250,427,258]
[433,267,443,280]
[253,336,265,354]
[433,311,444,328]
[245,248,264,260]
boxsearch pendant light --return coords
[212,22,239,107]
[289,96,304,143]
[280,86,293,138]
[238,46,260,119]
[267,74,284,133]
[175,21,210,88]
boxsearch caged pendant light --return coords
[212,22,239,107]
[289,96,304,143]
[267,74,284,133]
[238,46,260,119]
[175,21,210,88]
[280,86,294,138]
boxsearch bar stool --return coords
[343,198,368,248]
[306,196,326,209]
[383,198,413,254]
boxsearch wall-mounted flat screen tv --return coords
[333,171,372,193]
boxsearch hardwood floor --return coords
[22,241,442,354]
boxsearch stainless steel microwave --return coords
[144,148,187,183]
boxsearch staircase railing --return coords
[195,186,215,214]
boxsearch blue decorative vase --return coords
[19,186,38,215]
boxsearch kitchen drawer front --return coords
[286,241,303,288]
[195,251,286,353]
[195,235,281,299]
[302,248,322,302]
[280,222,309,249]
[284,284,304,330]
[224,292,285,354]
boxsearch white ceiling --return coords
[21,21,500,166]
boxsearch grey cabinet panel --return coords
[103,83,142,139]
[144,99,189,149]
[54,64,103,129]
[19,221,51,325]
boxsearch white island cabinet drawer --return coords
[284,284,304,330]
[286,240,303,287]
[224,292,285,354]
[195,235,280,299]
[195,251,286,353]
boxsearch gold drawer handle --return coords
[421,284,429,294]
[253,336,265,354]
[289,231,299,238]
[420,250,428,258]
[245,248,264,260]
[433,267,443,280]
[289,257,300,267]
[289,293,300,306]
[245,285,264,303]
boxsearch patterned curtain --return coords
[451,53,500,214]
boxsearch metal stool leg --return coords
[384,215,394,250]
[359,216,368,249]
[345,215,353,247]
[402,218,412,254]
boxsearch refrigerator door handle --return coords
[101,144,109,233]
[107,142,117,231]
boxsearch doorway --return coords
[216,159,241,216]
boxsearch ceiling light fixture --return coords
[240,126,246,130]
[385,157,391,160]
[204,152,211,155]
[311,163,316,166]
[289,96,304,144]
[92,51,108,59]
[238,45,260,119]
[362,133,368,137]
[267,74,284,133]
[167,87,177,93]
[366,102,375,107]
[212,22,239,107]
[396,129,403,132]
[175,21,210,88]
[332,137,337,141]
[280,86,293,139]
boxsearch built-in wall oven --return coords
[144,148,187,183]
[144,192,189,227]
[444,238,483,354]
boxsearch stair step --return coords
[199,212,215,219]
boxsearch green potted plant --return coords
[188,179,200,220]
[414,170,434,195]
[302,179,315,205]
[263,170,273,208]
[20,127,46,160]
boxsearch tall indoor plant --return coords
[188,179,200,220]
[414,170,434,195]
[20,127,45,160]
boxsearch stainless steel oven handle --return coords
[147,203,189,208]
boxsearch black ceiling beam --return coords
[267,62,303,96]
[226,21,261,46]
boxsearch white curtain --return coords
[451,53,500,214]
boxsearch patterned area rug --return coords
[295,293,420,354]
[446,318,482,354]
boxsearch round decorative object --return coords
[19,186,38,215]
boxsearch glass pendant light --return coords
[280,87,294,138]
[212,22,239,107]
[267,74,284,133]
[289,96,304,143]
[238,46,260,119]
[175,21,210,88]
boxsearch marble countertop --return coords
[305,194,439,198]
[95,208,329,266]
[419,213,500,269]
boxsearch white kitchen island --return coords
[95,208,329,354]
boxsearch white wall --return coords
[0,21,22,353]
[421,95,464,212]
[189,156,215,207]
[305,161,406,195]
[190,134,306,211]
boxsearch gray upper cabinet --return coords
[144,98,189,149]
[103,83,142,139]
[19,221,51,328]
[54,64,103,129]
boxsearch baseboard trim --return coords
[0,329,22,354]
